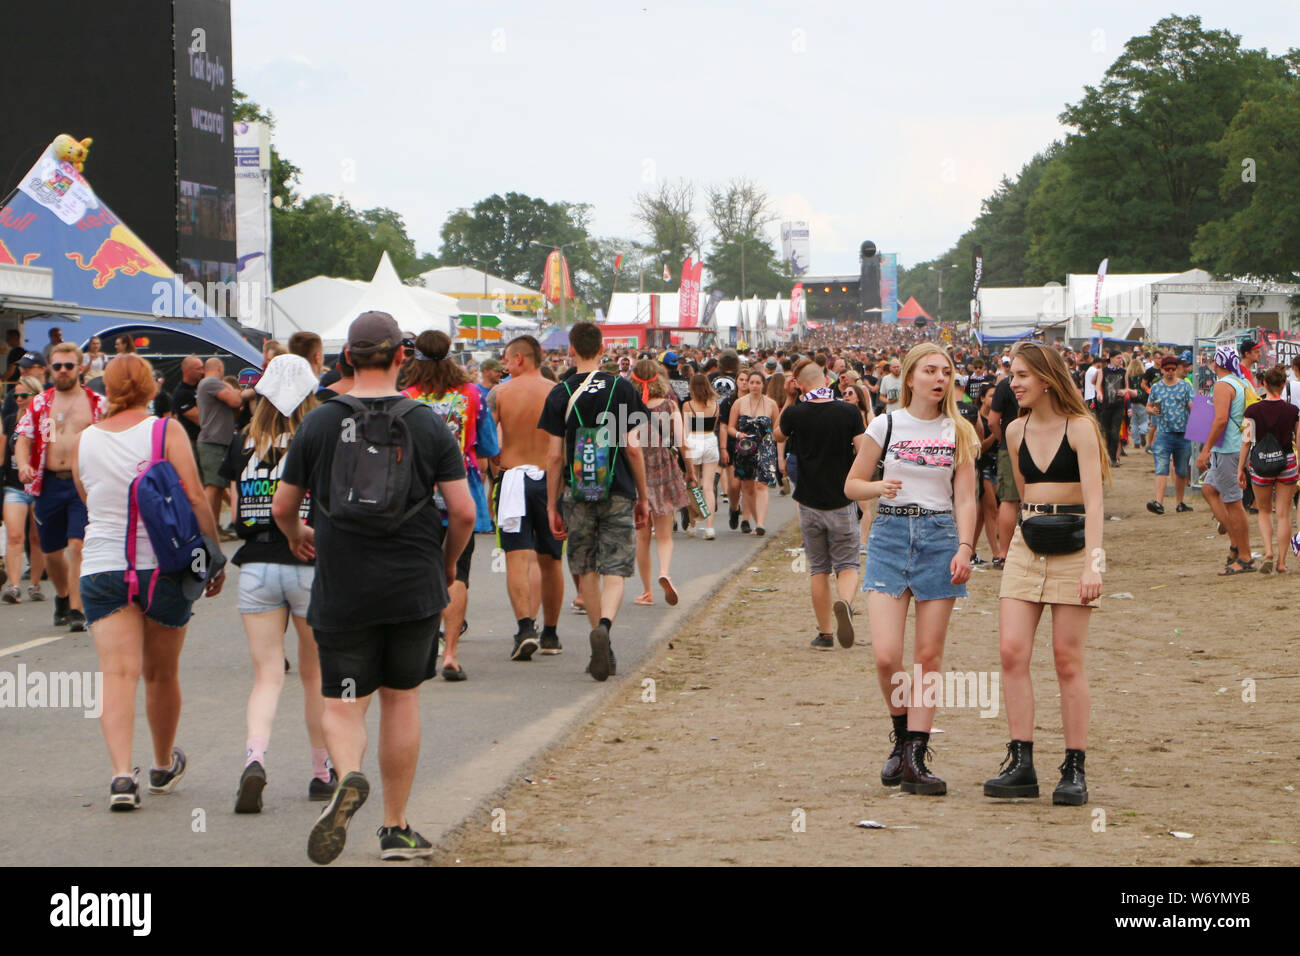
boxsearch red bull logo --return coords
[65,225,169,289]
[0,239,40,266]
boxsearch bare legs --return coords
[999,598,1091,749]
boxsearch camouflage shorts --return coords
[560,490,636,577]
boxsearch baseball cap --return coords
[346,311,402,355]
[1160,354,1179,368]
[17,354,43,369]
[180,533,228,602]
[1179,350,1194,364]
[662,350,678,365]
[1239,338,1259,353]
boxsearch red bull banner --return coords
[541,249,574,305]
[0,138,263,365]
[789,282,804,329]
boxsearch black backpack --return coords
[317,395,428,536]
[1249,430,1287,478]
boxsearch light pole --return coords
[530,238,588,328]
[928,263,958,322]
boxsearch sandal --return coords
[1219,559,1257,576]
[441,663,467,682]
[992,557,1006,570]
[1259,558,1274,575]
[659,576,679,606]
[634,592,654,606]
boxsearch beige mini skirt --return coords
[998,526,1098,607]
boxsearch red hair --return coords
[103,354,158,417]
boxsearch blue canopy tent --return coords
[0,141,263,368]
[539,326,569,350]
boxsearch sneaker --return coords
[510,623,539,661]
[755,526,766,537]
[832,600,854,648]
[148,747,187,794]
[540,632,563,655]
[27,586,44,602]
[110,769,141,812]
[1176,502,1193,513]
[740,520,752,534]
[702,528,716,540]
[729,508,740,530]
[1146,500,1165,515]
[378,823,435,860]
[588,623,611,681]
[308,771,369,865]
[810,633,834,651]
[1,585,19,604]
[68,608,87,632]
[309,768,338,801]
[588,645,618,676]
[235,761,267,813]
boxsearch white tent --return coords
[604,292,792,335]
[270,252,459,347]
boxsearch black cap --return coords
[180,534,228,602]
[347,311,402,356]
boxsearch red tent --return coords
[897,296,933,320]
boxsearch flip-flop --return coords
[634,593,654,606]
[1260,558,1274,575]
[441,663,467,682]
[659,576,678,606]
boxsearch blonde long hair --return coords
[1010,341,1111,484]
[244,393,319,460]
[898,343,979,468]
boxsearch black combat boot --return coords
[1052,749,1088,806]
[983,740,1039,798]
[900,734,946,795]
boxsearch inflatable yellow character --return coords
[52,134,93,172]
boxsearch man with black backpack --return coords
[540,321,650,682]
[273,311,476,864]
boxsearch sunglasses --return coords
[15,392,34,399]
[51,363,78,371]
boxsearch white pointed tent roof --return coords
[604,292,791,330]
[270,252,459,347]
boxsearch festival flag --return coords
[541,249,574,305]
[614,252,624,271]
[789,282,804,329]
[662,263,671,282]
[971,245,984,299]
[1093,256,1109,351]
[678,256,694,326]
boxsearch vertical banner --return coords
[859,240,881,320]
[542,249,574,304]
[678,256,694,327]
[971,244,984,340]
[1093,257,1109,351]
[880,253,898,324]
[233,120,270,329]
[700,289,724,329]
[690,259,704,326]
[780,220,810,275]
[789,282,804,329]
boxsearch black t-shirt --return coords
[778,399,865,510]
[218,435,313,567]
[280,395,466,631]
[1101,365,1128,405]
[1245,400,1300,454]
[990,378,1019,449]
[150,387,172,418]
[538,371,649,501]
[172,381,200,442]
[965,371,991,402]
[708,372,737,402]
[4,347,26,384]
[3,411,20,489]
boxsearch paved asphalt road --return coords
[0,495,797,866]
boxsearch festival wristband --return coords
[958,542,974,550]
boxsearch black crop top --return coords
[1019,414,1081,484]
[686,406,718,432]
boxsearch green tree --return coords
[706,234,788,299]
[1191,79,1300,280]
[631,179,702,271]
[1025,15,1289,278]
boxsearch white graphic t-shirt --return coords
[866,409,958,512]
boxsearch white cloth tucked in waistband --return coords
[498,465,544,532]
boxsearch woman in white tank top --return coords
[70,355,223,811]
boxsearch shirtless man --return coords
[491,335,565,659]
[16,342,108,630]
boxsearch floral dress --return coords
[734,410,778,486]
[643,398,690,516]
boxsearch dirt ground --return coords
[433,457,1300,866]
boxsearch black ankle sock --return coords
[517,617,534,634]
[891,713,908,738]
[55,594,69,610]
[541,624,557,639]
[598,617,612,634]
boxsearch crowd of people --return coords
[2,312,1298,862]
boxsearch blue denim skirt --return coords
[863,511,966,602]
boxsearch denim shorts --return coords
[237,562,315,616]
[80,568,194,629]
[3,486,34,507]
[1152,430,1190,478]
[862,511,967,602]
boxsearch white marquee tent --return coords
[269,252,460,348]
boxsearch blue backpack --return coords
[125,418,204,608]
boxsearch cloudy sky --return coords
[232,1,1300,276]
